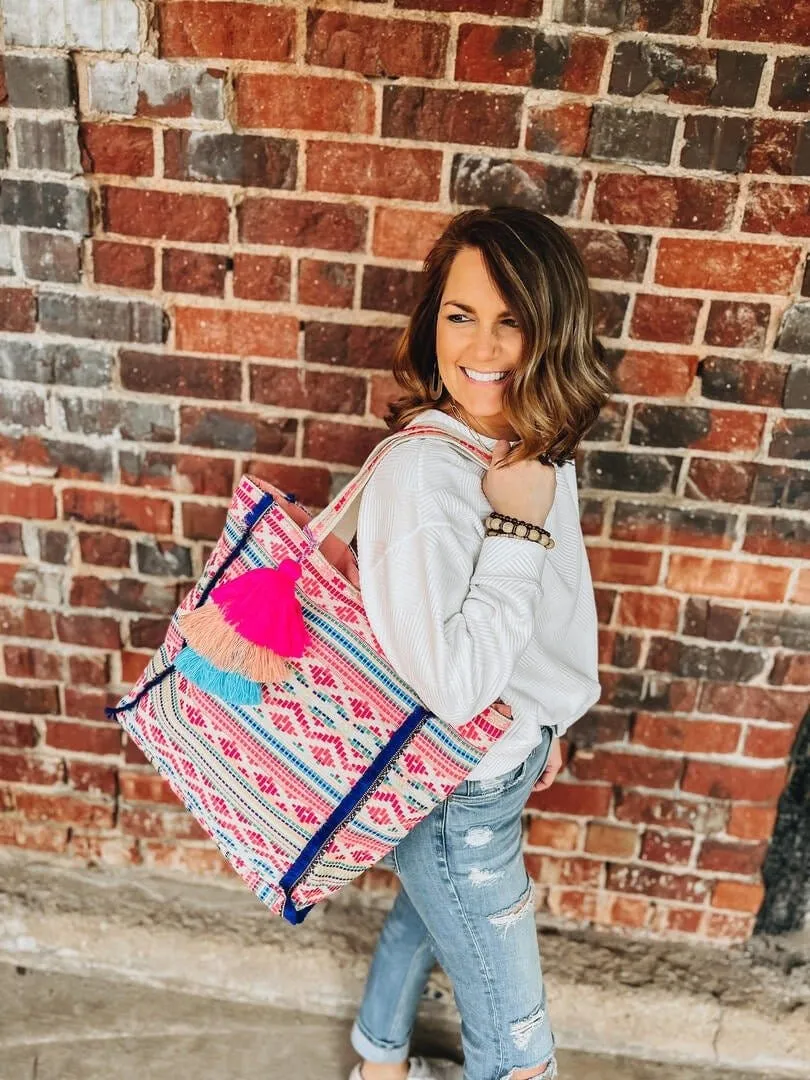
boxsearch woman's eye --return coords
[447,314,519,327]
[447,313,468,323]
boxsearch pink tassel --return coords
[178,559,310,686]
[211,560,310,656]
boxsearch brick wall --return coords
[1,0,808,943]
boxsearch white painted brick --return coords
[5,0,139,51]
[87,60,224,119]
[87,60,139,114]
[0,231,15,277]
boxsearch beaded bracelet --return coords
[484,512,555,549]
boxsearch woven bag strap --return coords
[304,424,492,548]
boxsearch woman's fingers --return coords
[532,736,562,791]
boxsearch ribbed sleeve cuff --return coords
[476,533,549,582]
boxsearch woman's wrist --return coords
[484,511,555,549]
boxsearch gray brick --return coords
[57,396,175,442]
[14,119,82,174]
[0,180,89,233]
[784,365,810,409]
[88,59,224,120]
[4,55,75,109]
[165,130,297,188]
[588,104,677,165]
[0,387,47,427]
[0,340,112,387]
[39,292,166,344]
[0,124,7,170]
[681,115,752,173]
[450,154,579,216]
[136,540,193,577]
[776,302,810,354]
[20,231,81,282]
[4,0,139,51]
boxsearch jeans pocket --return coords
[451,760,527,803]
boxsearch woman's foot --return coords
[349,1057,463,1080]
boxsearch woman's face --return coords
[435,246,524,431]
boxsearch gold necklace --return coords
[446,398,492,454]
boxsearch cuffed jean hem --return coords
[350,1018,410,1065]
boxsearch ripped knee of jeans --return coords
[488,879,535,933]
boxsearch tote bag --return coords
[106,423,511,923]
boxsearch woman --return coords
[347,207,611,1080]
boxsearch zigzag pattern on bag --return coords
[107,426,511,924]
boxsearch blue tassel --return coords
[175,645,263,706]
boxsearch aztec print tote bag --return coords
[106,423,512,924]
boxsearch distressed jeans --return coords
[351,729,557,1080]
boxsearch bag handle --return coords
[303,424,492,551]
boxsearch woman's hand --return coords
[490,702,562,793]
[532,736,562,792]
[482,440,556,526]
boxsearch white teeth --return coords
[462,368,507,383]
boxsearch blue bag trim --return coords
[279,704,430,924]
[105,492,276,719]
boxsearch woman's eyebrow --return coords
[441,300,514,316]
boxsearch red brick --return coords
[698,838,767,875]
[611,351,698,397]
[632,713,741,754]
[709,1,810,46]
[239,197,367,251]
[162,249,227,297]
[601,895,650,929]
[682,761,788,801]
[0,603,53,641]
[237,72,374,134]
[373,207,452,261]
[181,502,228,541]
[13,790,114,829]
[93,240,155,290]
[526,817,580,851]
[66,760,117,796]
[0,480,56,519]
[546,887,597,921]
[0,818,68,854]
[0,288,36,332]
[743,182,810,237]
[3,645,62,681]
[655,239,801,294]
[56,613,121,649]
[306,142,441,201]
[685,459,754,504]
[121,650,151,684]
[595,175,737,232]
[569,749,682,790]
[80,123,154,176]
[526,853,602,888]
[68,654,110,687]
[711,879,765,913]
[659,906,703,934]
[369,372,400,421]
[232,253,290,302]
[44,721,121,756]
[794,568,810,604]
[119,770,180,805]
[770,653,810,687]
[704,301,770,349]
[618,592,679,631]
[698,683,807,725]
[0,718,36,749]
[705,912,755,941]
[104,187,229,243]
[63,489,172,534]
[527,782,612,817]
[743,723,797,759]
[251,364,366,415]
[607,864,709,903]
[159,2,295,61]
[526,103,592,156]
[120,452,234,497]
[667,556,790,603]
[640,830,693,866]
[298,258,355,308]
[629,296,702,344]
[587,547,662,587]
[174,307,298,359]
[615,790,726,833]
[0,751,61,786]
[584,822,636,858]
[306,10,448,79]
[303,420,385,467]
[727,804,778,841]
[243,461,332,507]
[119,806,207,841]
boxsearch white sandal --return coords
[348,1057,463,1080]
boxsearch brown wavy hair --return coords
[384,206,612,467]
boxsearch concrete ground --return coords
[1,851,808,1078]
[0,961,789,1080]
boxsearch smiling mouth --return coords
[461,367,510,384]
